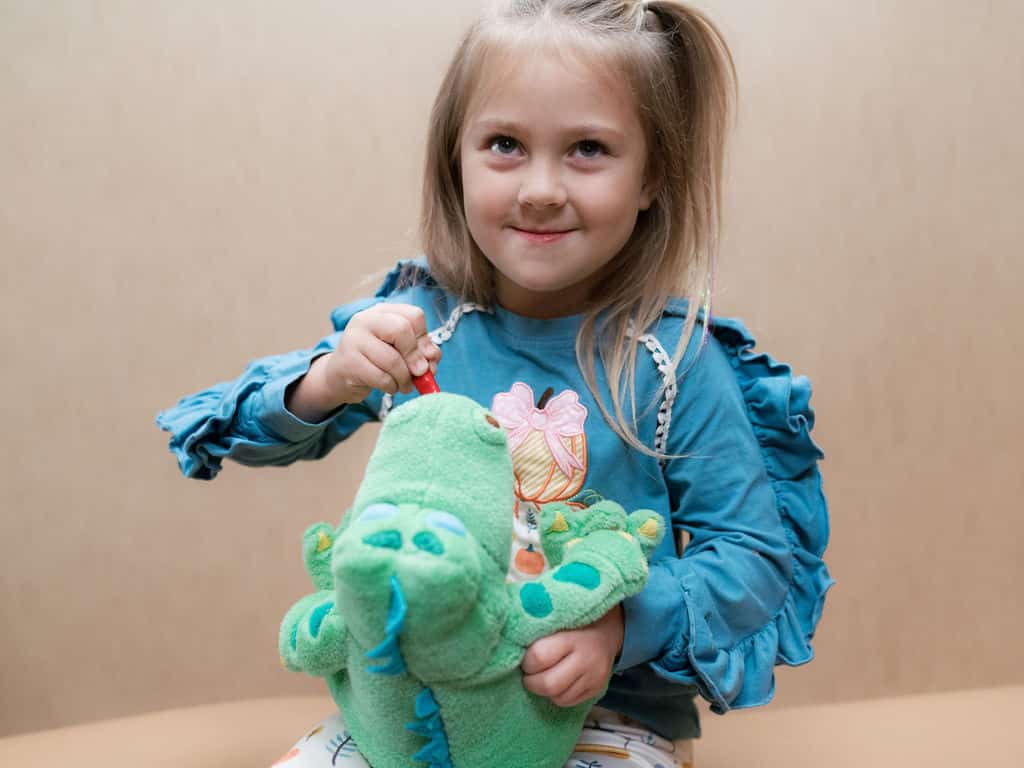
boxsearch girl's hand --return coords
[521,604,624,708]
[286,303,440,422]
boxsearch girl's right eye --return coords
[488,135,520,156]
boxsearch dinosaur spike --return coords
[415,688,440,717]
[365,575,407,676]
[405,687,453,768]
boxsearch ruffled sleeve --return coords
[708,317,833,667]
[630,316,833,715]
[155,260,436,479]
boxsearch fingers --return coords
[522,628,618,708]
[387,303,442,370]
[379,302,429,339]
[522,652,594,708]
[418,333,442,371]
[522,661,578,700]
[370,308,428,379]
[522,635,589,706]
[351,335,404,393]
[343,303,442,395]
[521,634,572,675]
[552,674,593,708]
[368,305,440,379]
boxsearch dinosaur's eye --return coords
[426,510,466,537]
[360,503,399,522]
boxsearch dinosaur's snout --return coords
[333,503,485,644]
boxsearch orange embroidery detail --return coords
[514,546,546,575]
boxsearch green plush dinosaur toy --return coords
[279,392,664,768]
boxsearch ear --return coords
[639,163,661,211]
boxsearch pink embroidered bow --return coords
[491,383,587,477]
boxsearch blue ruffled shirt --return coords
[156,259,833,740]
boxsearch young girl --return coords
[158,2,832,766]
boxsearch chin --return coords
[508,272,575,294]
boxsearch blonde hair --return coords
[419,0,736,458]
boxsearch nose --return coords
[363,529,445,557]
[412,531,444,556]
[517,159,567,209]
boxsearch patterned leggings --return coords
[271,707,694,768]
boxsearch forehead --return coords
[464,42,643,138]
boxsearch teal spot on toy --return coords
[520,583,553,618]
[289,621,298,651]
[309,601,333,638]
[553,562,601,590]
[413,530,444,556]
[364,530,402,549]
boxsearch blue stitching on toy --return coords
[366,574,407,675]
[361,503,400,521]
[553,562,601,590]
[289,620,298,651]
[425,510,466,537]
[405,687,453,768]
[309,601,334,638]
[413,530,444,555]
[520,582,553,618]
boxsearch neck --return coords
[495,277,598,319]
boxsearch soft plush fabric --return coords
[279,392,664,768]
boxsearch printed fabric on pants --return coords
[270,707,694,768]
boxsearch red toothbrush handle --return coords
[413,371,440,395]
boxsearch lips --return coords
[510,227,576,244]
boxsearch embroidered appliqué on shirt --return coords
[492,382,589,503]
[492,382,590,581]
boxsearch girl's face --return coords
[459,46,657,318]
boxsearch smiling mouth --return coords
[510,227,576,243]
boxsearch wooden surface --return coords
[2,687,1022,767]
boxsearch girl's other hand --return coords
[520,604,624,708]
[286,303,441,422]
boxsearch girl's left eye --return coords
[575,140,606,159]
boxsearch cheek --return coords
[462,162,511,226]
[578,174,642,233]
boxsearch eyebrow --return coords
[470,118,625,142]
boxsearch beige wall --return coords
[1,0,1021,737]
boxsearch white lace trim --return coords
[377,302,489,420]
[378,305,678,462]
[636,332,677,465]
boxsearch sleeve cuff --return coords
[613,562,690,673]
[255,364,340,443]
